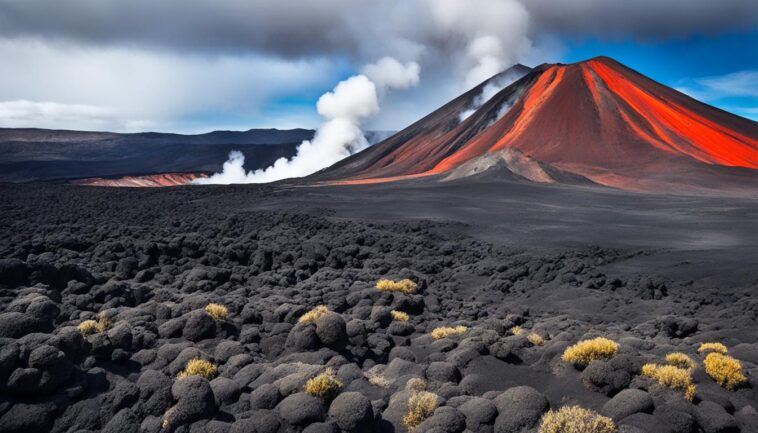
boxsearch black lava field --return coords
[1,179,757,433]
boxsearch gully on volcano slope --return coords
[313,57,758,195]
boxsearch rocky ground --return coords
[0,183,757,433]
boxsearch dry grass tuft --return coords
[177,358,217,380]
[204,303,228,321]
[641,363,695,401]
[391,310,410,322]
[376,278,418,294]
[405,377,427,393]
[562,337,619,367]
[704,352,747,390]
[431,325,468,340]
[539,405,616,433]
[665,352,696,370]
[78,312,110,335]
[365,371,390,388]
[511,326,523,336]
[528,333,545,346]
[298,305,329,324]
[304,368,343,399]
[403,390,438,431]
[698,342,728,354]
[162,407,175,430]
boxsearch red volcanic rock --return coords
[72,172,207,187]
[314,57,758,194]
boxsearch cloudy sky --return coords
[0,0,756,133]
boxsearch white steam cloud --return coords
[427,0,531,90]
[458,68,528,122]
[361,57,421,91]
[194,58,420,184]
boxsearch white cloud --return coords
[0,100,115,130]
[676,70,758,101]
[0,39,335,132]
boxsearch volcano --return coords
[314,57,758,194]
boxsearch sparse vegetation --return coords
[161,407,175,430]
[298,305,329,324]
[511,326,523,336]
[431,325,468,340]
[403,390,438,431]
[704,352,747,390]
[698,342,728,354]
[365,370,390,388]
[528,333,545,346]
[641,363,696,401]
[405,377,427,392]
[204,303,228,321]
[665,352,696,370]
[177,358,217,380]
[376,278,418,294]
[539,405,617,433]
[562,337,619,367]
[78,312,110,335]
[391,310,410,321]
[304,368,343,399]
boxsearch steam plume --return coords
[458,68,528,122]
[194,57,419,184]
[427,0,531,90]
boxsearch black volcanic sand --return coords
[1,179,757,433]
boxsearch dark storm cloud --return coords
[525,0,758,39]
[0,0,362,57]
[0,0,755,59]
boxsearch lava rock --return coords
[493,386,549,433]
[277,392,327,426]
[328,392,374,432]
[694,401,738,433]
[601,389,654,421]
[183,310,216,342]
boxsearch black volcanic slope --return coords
[0,128,395,184]
[0,127,314,183]
[1,178,757,433]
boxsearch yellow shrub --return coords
[78,320,99,335]
[205,303,228,321]
[304,368,343,399]
[403,391,438,431]
[698,342,728,354]
[431,325,468,340]
[704,353,747,390]
[78,312,110,335]
[562,337,619,367]
[528,333,545,346]
[641,363,695,401]
[539,405,616,433]
[376,278,418,294]
[391,310,410,322]
[511,326,523,336]
[665,352,696,370]
[298,305,329,324]
[177,358,217,380]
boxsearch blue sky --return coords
[559,30,758,121]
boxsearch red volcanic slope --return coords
[72,172,207,187]
[315,57,758,193]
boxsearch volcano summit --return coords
[315,57,758,195]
